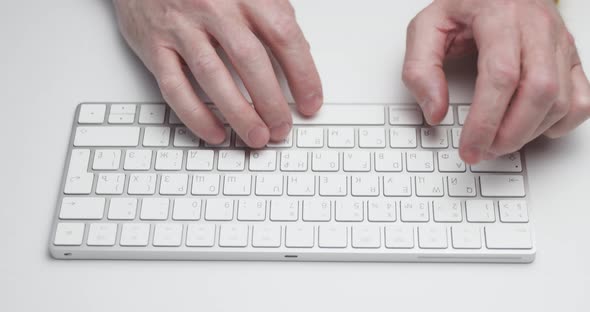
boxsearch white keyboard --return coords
[50,103,535,263]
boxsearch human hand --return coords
[113,0,323,148]
[402,0,590,164]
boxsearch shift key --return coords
[74,126,140,147]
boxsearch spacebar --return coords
[291,105,385,125]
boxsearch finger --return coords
[459,10,521,164]
[402,3,450,125]
[209,20,293,141]
[151,47,226,144]
[177,31,270,148]
[488,15,559,156]
[545,49,590,137]
[245,1,323,116]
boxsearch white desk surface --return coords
[1,1,589,311]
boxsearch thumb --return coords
[402,3,450,125]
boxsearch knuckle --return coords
[486,57,520,89]
[228,37,265,65]
[551,98,570,118]
[158,74,186,99]
[573,93,590,117]
[266,13,302,47]
[526,72,559,100]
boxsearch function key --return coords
[139,104,166,124]
[109,104,136,124]
[78,104,106,124]
[389,105,423,125]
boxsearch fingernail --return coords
[299,91,323,116]
[421,100,434,124]
[269,122,292,141]
[248,126,270,148]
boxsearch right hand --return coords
[113,0,323,147]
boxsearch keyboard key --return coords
[79,104,106,124]
[328,127,355,148]
[335,200,364,221]
[87,223,117,246]
[140,198,169,220]
[400,199,429,222]
[447,175,476,197]
[383,174,412,196]
[205,199,234,221]
[415,175,444,197]
[286,225,315,248]
[293,105,384,125]
[186,150,214,171]
[421,127,448,148]
[499,200,529,223]
[480,175,526,197]
[451,128,462,148]
[223,174,252,195]
[108,198,137,220]
[439,108,455,125]
[352,226,380,248]
[93,149,121,170]
[153,223,183,247]
[367,200,396,222]
[192,174,220,195]
[186,224,216,247]
[54,223,85,246]
[485,224,532,249]
[252,225,281,247]
[302,199,331,221]
[466,200,495,222]
[270,199,299,221]
[437,150,466,172]
[385,225,414,248]
[95,173,125,195]
[75,126,140,147]
[173,127,200,147]
[64,150,93,195]
[128,173,156,195]
[255,175,283,196]
[287,175,315,196]
[280,151,308,172]
[312,151,339,172]
[124,150,152,170]
[418,225,448,249]
[389,106,423,125]
[237,199,266,221]
[249,150,277,171]
[168,110,182,124]
[60,197,105,220]
[343,151,371,172]
[160,173,188,195]
[108,104,136,124]
[375,151,403,172]
[390,128,418,148]
[433,199,462,222]
[143,126,170,147]
[120,223,150,246]
[267,130,293,147]
[319,225,347,248]
[297,127,324,147]
[451,225,482,249]
[155,150,183,170]
[319,175,347,196]
[351,175,379,196]
[139,104,166,124]
[359,128,386,148]
[471,152,522,173]
[173,198,202,220]
[218,150,245,171]
[406,151,434,172]
[457,105,470,125]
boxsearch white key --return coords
[186,224,216,247]
[205,198,234,221]
[319,175,347,196]
[87,223,117,246]
[433,199,462,222]
[140,198,169,220]
[375,151,403,172]
[421,127,449,148]
[312,151,339,172]
[64,149,94,194]
[383,174,412,196]
[415,175,444,197]
[270,199,299,221]
[351,175,379,196]
[389,128,418,148]
[155,150,183,170]
[108,198,137,220]
[302,199,331,221]
[367,200,396,222]
[173,198,202,220]
[466,200,496,222]
[452,225,482,249]
[160,173,188,195]
[418,225,448,249]
[285,225,314,248]
[128,173,156,195]
[79,104,106,124]
[92,149,121,170]
[153,223,183,247]
[266,130,293,147]
[205,127,231,147]
[218,150,245,171]
[109,104,136,124]
[438,150,466,172]
[359,128,386,148]
[54,223,85,246]
[238,199,266,221]
[328,127,355,148]
[439,108,455,125]
[457,105,470,125]
[318,225,347,248]
[480,175,526,197]
[499,200,529,223]
[192,174,220,195]
[292,105,385,125]
[335,200,364,221]
[75,126,140,147]
[447,175,477,197]
[352,226,380,248]
[168,110,182,124]
[223,174,252,195]
[139,104,166,124]
[406,151,434,172]
[471,152,523,173]
[297,127,324,147]
[485,224,533,249]
[389,106,423,125]
[120,223,150,246]
[255,175,283,196]
[252,225,281,247]
[343,151,371,172]
[143,126,170,147]
[173,127,200,147]
[249,150,277,171]
[186,150,214,171]
[400,199,429,222]
[451,128,462,149]
[124,150,152,170]
[287,175,315,196]
[60,197,105,220]
[385,225,414,248]
[96,173,125,195]
[280,151,308,172]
